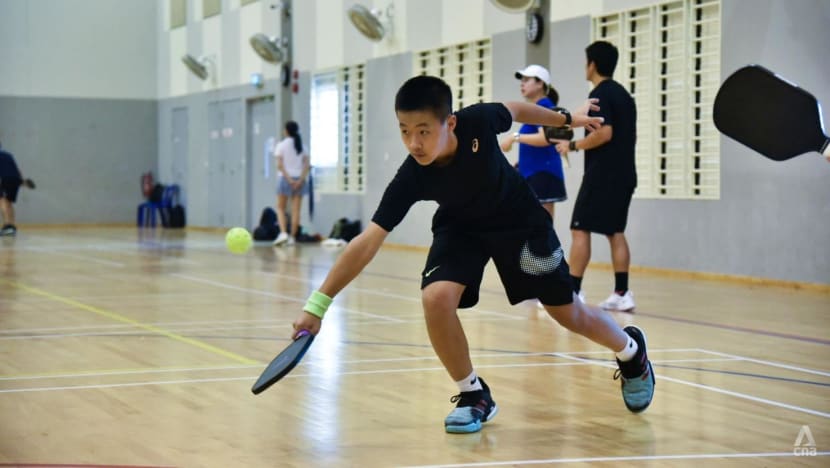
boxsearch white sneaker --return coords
[272,232,289,246]
[287,235,296,246]
[599,291,635,311]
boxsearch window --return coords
[170,0,186,29]
[203,0,221,18]
[310,64,366,193]
[414,39,492,109]
[594,0,721,199]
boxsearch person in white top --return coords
[273,121,310,246]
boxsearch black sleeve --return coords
[457,103,513,134]
[370,159,421,232]
[489,103,514,133]
[591,84,616,128]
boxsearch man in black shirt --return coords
[555,41,638,312]
[0,140,25,236]
[292,76,654,434]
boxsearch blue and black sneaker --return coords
[614,325,655,413]
[444,377,499,433]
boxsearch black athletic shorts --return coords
[570,180,634,235]
[421,227,574,308]
[0,177,21,203]
[525,171,567,203]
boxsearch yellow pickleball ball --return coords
[225,227,253,254]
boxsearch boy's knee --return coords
[422,284,461,314]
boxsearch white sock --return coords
[615,335,639,362]
[455,371,483,392]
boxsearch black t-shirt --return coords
[585,79,637,187]
[0,149,21,179]
[372,103,549,233]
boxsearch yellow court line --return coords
[3,280,259,365]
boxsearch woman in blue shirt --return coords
[500,65,567,221]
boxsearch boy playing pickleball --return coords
[293,75,655,433]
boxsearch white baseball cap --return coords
[515,64,551,85]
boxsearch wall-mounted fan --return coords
[250,33,288,64]
[181,54,211,80]
[347,3,393,42]
[488,0,538,13]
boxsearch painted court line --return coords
[0,353,737,392]
[0,349,730,381]
[0,317,286,335]
[21,246,126,267]
[2,280,257,365]
[553,352,830,419]
[0,313,529,339]
[0,324,286,341]
[264,270,520,320]
[0,464,175,468]
[398,451,830,467]
[0,363,580,393]
[632,310,830,346]
[698,348,830,377]
[0,364,262,381]
[171,273,406,323]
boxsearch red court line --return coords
[632,311,830,346]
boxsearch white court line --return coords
[0,290,226,305]
[172,273,406,323]
[0,349,736,381]
[22,246,126,267]
[0,317,286,335]
[0,353,529,381]
[261,270,520,320]
[399,451,830,467]
[0,364,261,381]
[0,326,263,340]
[307,357,736,369]
[698,348,830,377]
[330,283,519,320]
[0,363,570,393]
[0,317,516,339]
[553,352,830,419]
[22,239,221,251]
[0,353,738,390]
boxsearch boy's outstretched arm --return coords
[291,222,389,337]
[504,99,603,131]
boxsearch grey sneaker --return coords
[444,377,499,433]
[614,325,655,413]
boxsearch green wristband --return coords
[304,290,333,319]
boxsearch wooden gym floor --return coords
[0,227,828,467]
